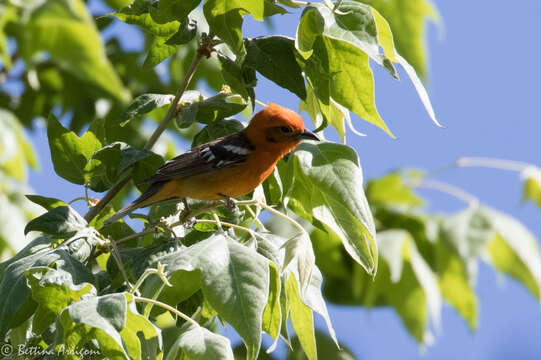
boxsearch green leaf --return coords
[434,237,477,331]
[166,322,234,360]
[282,233,315,294]
[218,54,254,101]
[522,166,541,209]
[297,3,392,74]
[103,0,133,10]
[377,230,442,342]
[24,206,87,237]
[111,0,180,36]
[143,235,269,360]
[289,331,355,360]
[144,34,181,68]
[192,119,245,147]
[89,142,163,192]
[309,36,393,137]
[132,151,165,192]
[25,267,96,335]
[203,0,265,54]
[286,273,316,360]
[483,208,541,299]
[0,109,37,181]
[262,263,281,342]
[178,90,247,126]
[166,18,198,45]
[302,267,337,346]
[264,0,288,16]
[0,244,93,339]
[151,0,201,24]
[120,93,175,127]
[25,195,67,211]
[284,142,378,275]
[360,0,439,79]
[366,172,423,207]
[244,36,306,100]
[47,113,102,185]
[24,0,128,101]
[58,293,160,360]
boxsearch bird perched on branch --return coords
[103,103,319,226]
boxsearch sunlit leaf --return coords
[24,0,128,101]
[203,0,265,54]
[284,142,378,275]
[25,267,96,335]
[47,113,102,185]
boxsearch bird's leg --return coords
[182,198,190,212]
[218,193,237,211]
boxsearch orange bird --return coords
[104,103,319,226]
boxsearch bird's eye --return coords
[280,126,292,133]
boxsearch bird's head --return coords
[245,103,319,153]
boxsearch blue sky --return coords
[24,1,541,359]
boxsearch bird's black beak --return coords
[298,130,320,141]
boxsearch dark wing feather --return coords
[138,132,254,184]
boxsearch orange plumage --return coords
[104,103,319,226]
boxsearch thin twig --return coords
[189,219,260,242]
[237,200,306,234]
[456,156,530,173]
[144,51,204,150]
[130,262,172,295]
[116,226,162,245]
[133,296,199,327]
[408,178,479,207]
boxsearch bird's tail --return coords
[102,181,165,228]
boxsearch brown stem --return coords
[83,38,210,223]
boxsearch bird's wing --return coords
[139,132,254,184]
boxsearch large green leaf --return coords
[203,0,265,54]
[25,195,67,211]
[141,235,269,360]
[24,205,87,238]
[166,322,234,360]
[0,245,93,339]
[23,0,128,101]
[47,113,102,185]
[57,292,161,360]
[244,36,306,100]
[25,267,96,335]
[307,35,392,137]
[483,207,541,299]
[283,141,377,275]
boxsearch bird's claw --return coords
[219,194,237,211]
